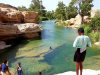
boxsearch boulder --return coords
[74,14,82,26]
[0,41,11,50]
[14,23,42,33]
[14,23,42,38]
[69,18,76,25]
[0,3,39,23]
[0,8,23,23]
[0,3,23,23]
[84,16,90,23]
[94,42,100,46]
[0,23,42,40]
[0,41,5,45]
[65,14,90,27]
[22,11,38,23]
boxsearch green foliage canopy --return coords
[54,2,66,21]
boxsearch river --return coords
[0,20,100,75]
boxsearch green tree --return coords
[54,2,66,21]
[46,11,54,20]
[71,0,93,24]
[65,6,77,20]
[65,0,78,20]
[29,0,46,16]
[17,6,27,11]
[29,0,47,22]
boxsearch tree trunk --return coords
[81,14,84,25]
[81,15,84,24]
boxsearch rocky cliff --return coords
[0,3,42,50]
[56,14,90,29]
[56,10,100,29]
[0,3,38,23]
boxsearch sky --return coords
[0,0,100,11]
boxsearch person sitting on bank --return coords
[73,28,92,75]
[17,62,23,75]
[1,60,11,75]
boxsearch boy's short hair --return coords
[78,28,84,33]
[18,62,21,65]
[4,60,7,64]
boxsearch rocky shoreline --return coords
[55,69,100,75]
[55,14,90,30]
[0,3,42,50]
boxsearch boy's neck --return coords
[79,33,84,35]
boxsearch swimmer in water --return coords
[50,46,52,50]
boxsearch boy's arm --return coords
[73,37,79,48]
[87,37,92,47]
[7,68,11,75]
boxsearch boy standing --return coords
[73,28,92,75]
[1,60,11,75]
[17,62,23,75]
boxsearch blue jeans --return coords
[18,70,22,75]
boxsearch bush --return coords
[89,32,100,43]
[81,24,92,35]
[90,16,100,31]
[38,17,48,23]
[41,17,48,21]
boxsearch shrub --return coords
[81,24,92,35]
[90,16,100,31]
[89,32,100,43]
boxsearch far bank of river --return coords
[0,20,100,75]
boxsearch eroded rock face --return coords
[0,25,18,36]
[0,3,42,50]
[0,23,42,40]
[0,10,23,23]
[0,3,38,23]
[0,3,23,23]
[22,11,38,23]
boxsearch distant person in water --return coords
[73,28,92,75]
[17,62,23,75]
[50,46,52,50]
[1,60,11,75]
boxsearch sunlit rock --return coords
[95,42,100,46]
[22,11,38,23]
[0,41,11,50]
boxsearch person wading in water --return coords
[73,28,92,75]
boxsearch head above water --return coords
[78,28,84,35]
